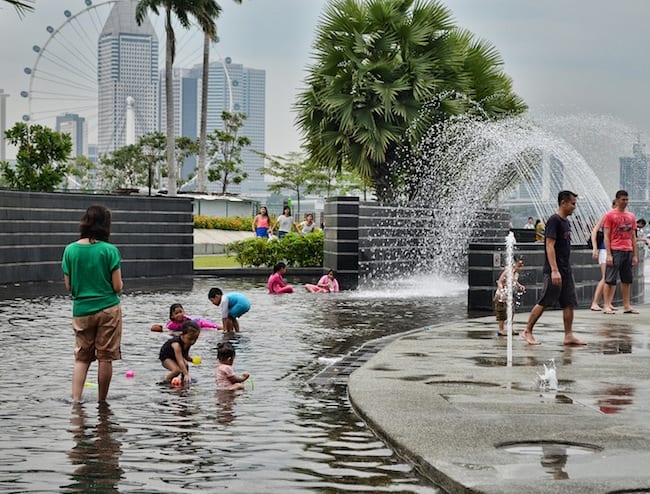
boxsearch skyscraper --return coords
[159,68,198,179]
[620,139,649,201]
[56,113,87,158]
[97,0,158,156]
[190,58,266,197]
[0,89,8,162]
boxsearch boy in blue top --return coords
[208,287,250,333]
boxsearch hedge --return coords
[226,231,324,267]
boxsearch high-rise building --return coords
[97,0,158,157]
[0,89,8,162]
[620,139,649,201]
[189,58,266,197]
[159,67,199,179]
[56,113,87,158]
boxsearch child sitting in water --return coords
[159,320,200,383]
[215,342,250,391]
[305,269,339,293]
[494,258,526,336]
[267,262,294,294]
[151,303,221,332]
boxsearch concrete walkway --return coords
[194,229,254,255]
[348,307,650,493]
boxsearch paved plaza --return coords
[348,307,650,494]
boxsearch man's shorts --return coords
[229,297,251,319]
[72,304,122,362]
[537,272,577,309]
[605,250,634,285]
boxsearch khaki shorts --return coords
[73,304,122,362]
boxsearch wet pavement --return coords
[347,307,650,493]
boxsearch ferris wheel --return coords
[21,0,232,155]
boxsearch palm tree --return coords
[196,0,243,194]
[3,0,34,17]
[296,0,526,201]
[136,0,218,196]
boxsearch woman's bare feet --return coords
[520,330,541,345]
[563,333,587,346]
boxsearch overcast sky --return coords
[1,0,648,181]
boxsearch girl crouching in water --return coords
[159,320,200,383]
[216,342,250,390]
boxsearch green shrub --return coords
[193,215,253,231]
[227,231,324,267]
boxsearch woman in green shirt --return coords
[62,205,123,403]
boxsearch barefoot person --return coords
[521,190,586,346]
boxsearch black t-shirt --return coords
[543,213,572,275]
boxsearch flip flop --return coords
[624,309,640,314]
[590,307,602,312]
[603,309,616,315]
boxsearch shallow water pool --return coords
[0,276,467,493]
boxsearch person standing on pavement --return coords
[521,191,587,346]
[602,190,639,314]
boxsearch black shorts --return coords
[605,250,634,285]
[537,272,577,309]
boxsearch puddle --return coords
[497,441,601,480]
[426,380,501,388]
[471,356,544,367]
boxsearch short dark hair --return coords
[217,341,236,361]
[557,190,577,206]
[637,218,647,227]
[273,262,286,273]
[615,190,629,199]
[208,287,222,299]
[79,205,112,241]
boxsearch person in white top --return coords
[272,207,295,239]
[299,213,317,235]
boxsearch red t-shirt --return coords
[603,209,636,251]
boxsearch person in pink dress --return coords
[150,303,221,332]
[215,342,249,391]
[305,269,340,293]
[267,262,294,294]
[252,206,271,238]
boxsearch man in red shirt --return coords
[603,190,639,314]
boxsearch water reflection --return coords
[64,402,124,492]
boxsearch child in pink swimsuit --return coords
[267,262,294,294]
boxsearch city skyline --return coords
[0,0,648,192]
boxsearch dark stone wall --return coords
[323,196,645,309]
[323,197,511,289]
[323,196,360,290]
[468,242,645,311]
[0,190,193,284]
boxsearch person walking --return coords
[520,191,586,346]
[62,205,123,403]
[603,190,639,314]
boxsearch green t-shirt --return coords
[61,241,121,317]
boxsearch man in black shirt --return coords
[521,190,587,346]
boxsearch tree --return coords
[257,152,313,217]
[67,155,96,190]
[97,144,148,191]
[196,0,244,193]
[175,135,199,189]
[136,0,220,197]
[3,0,34,17]
[138,131,167,193]
[296,0,526,201]
[0,122,71,191]
[304,161,368,199]
[206,111,251,194]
